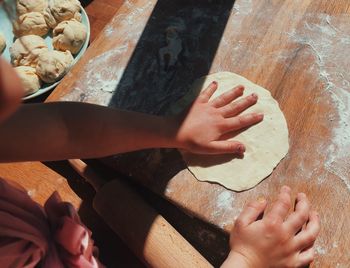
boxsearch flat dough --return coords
[176,72,289,191]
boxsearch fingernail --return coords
[256,113,264,119]
[257,196,266,203]
[251,93,258,99]
[212,81,218,86]
[238,144,245,153]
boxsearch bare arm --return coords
[0,82,263,162]
[0,102,177,162]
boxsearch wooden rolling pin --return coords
[68,159,213,268]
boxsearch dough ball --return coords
[0,32,6,54]
[36,50,74,83]
[17,0,48,15]
[44,0,81,28]
[14,66,41,96]
[52,19,87,54]
[13,12,49,37]
[43,8,58,29]
[10,35,49,67]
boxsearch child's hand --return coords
[222,186,320,268]
[174,81,263,155]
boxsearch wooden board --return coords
[47,0,350,266]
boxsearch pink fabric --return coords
[0,178,103,268]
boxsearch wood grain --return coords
[0,162,81,207]
[46,0,350,267]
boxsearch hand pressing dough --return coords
[44,0,82,28]
[178,72,289,191]
[52,19,87,54]
[16,0,48,15]
[10,35,48,67]
[0,32,6,53]
[36,50,74,83]
[13,12,49,37]
[14,66,41,96]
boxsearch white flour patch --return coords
[104,25,115,37]
[315,245,327,255]
[332,241,338,248]
[104,1,154,41]
[233,0,253,16]
[288,14,350,191]
[61,45,128,104]
[217,191,234,208]
[211,189,237,228]
[27,189,36,198]
[165,188,173,195]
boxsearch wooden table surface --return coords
[47,0,350,266]
[3,0,350,267]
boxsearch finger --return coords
[235,198,267,229]
[284,193,310,234]
[296,247,315,267]
[198,81,218,103]
[293,211,320,251]
[222,113,264,133]
[220,93,258,118]
[265,186,292,220]
[210,85,244,108]
[202,140,245,155]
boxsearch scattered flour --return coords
[332,241,338,248]
[217,191,234,208]
[232,0,253,16]
[58,4,349,262]
[211,189,237,228]
[315,245,327,255]
[288,14,350,191]
[27,189,36,197]
[61,45,128,104]
[104,1,154,41]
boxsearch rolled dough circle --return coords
[179,72,289,191]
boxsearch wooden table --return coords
[48,0,350,266]
[8,0,350,267]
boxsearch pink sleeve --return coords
[0,178,103,268]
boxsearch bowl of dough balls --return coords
[0,0,90,99]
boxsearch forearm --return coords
[0,102,177,162]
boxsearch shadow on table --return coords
[49,0,236,266]
[103,0,236,266]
